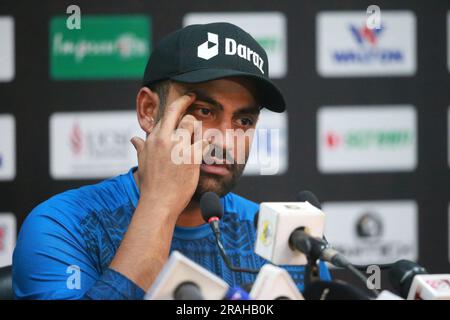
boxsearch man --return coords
[13,22,330,299]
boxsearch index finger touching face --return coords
[159,93,196,137]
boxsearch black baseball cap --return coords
[142,22,286,112]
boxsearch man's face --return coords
[162,77,260,200]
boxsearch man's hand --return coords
[110,93,210,291]
[131,93,208,218]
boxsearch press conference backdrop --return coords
[0,0,449,290]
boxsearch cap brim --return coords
[171,69,285,113]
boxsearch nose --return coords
[201,118,235,163]
[211,117,239,146]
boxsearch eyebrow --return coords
[185,89,260,115]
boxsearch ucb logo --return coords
[197,32,265,74]
[197,32,219,60]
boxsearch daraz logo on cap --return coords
[197,32,219,60]
[197,32,265,74]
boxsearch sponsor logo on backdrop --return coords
[0,213,16,268]
[0,115,15,180]
[356,213,383,239]
[50,111,144,179]
[244,109,288,175]
[0,16,14,82]
[323,201,418,265]
[184,12,287,78]
[317,106,417,173]
[50,15,151,79]
[317,11,416,76]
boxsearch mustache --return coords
[203,143,236,165]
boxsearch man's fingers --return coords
[130,137,145,154]
[159,94,195,137]
[177,114,197,138]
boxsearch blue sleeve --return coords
[12,207,144,300]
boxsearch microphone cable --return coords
[201,192,259,275]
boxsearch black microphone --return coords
[200,191,223,239]
[303,280,371,300]
[295,190,379,296]
[293,190,349,266]
[288,228,351,268]
[200,192,259,274]
[296,190,326,243]
[389,259,428,299]
[297,191,393,270]
[173,282,204,300]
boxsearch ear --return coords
[136,87,159,134]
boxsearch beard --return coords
[191,162,246,202]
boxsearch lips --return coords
[200,164,229,175]
[200,158,230,176]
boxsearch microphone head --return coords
[297,190,321,209]
[303,280,370,300]
[173,282,203,300]
[389,259,428,298]
[200,191,224,222]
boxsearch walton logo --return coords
[197,32,265,74]
[333,23,403,63]
[197,32,219,60]
[350,24,383,47]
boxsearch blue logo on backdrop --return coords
[333,24,404,64]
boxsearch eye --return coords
[199,108,211,116]
[238,117,255,127]
[190,105,214,120]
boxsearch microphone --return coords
[297,191,393,272]
[303,280,371,300]
[200,192,259,274]
[389,260,450,300]
[144,251,229,300]
[254,198,379,295]
[254,201,345,266]
[173,282,203,300]
[294,191,348,266]
[249,264,304,300]
[288,228,351,268]
[252,190,320,232]
[389,259,427,298]
[200,191,223,239]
